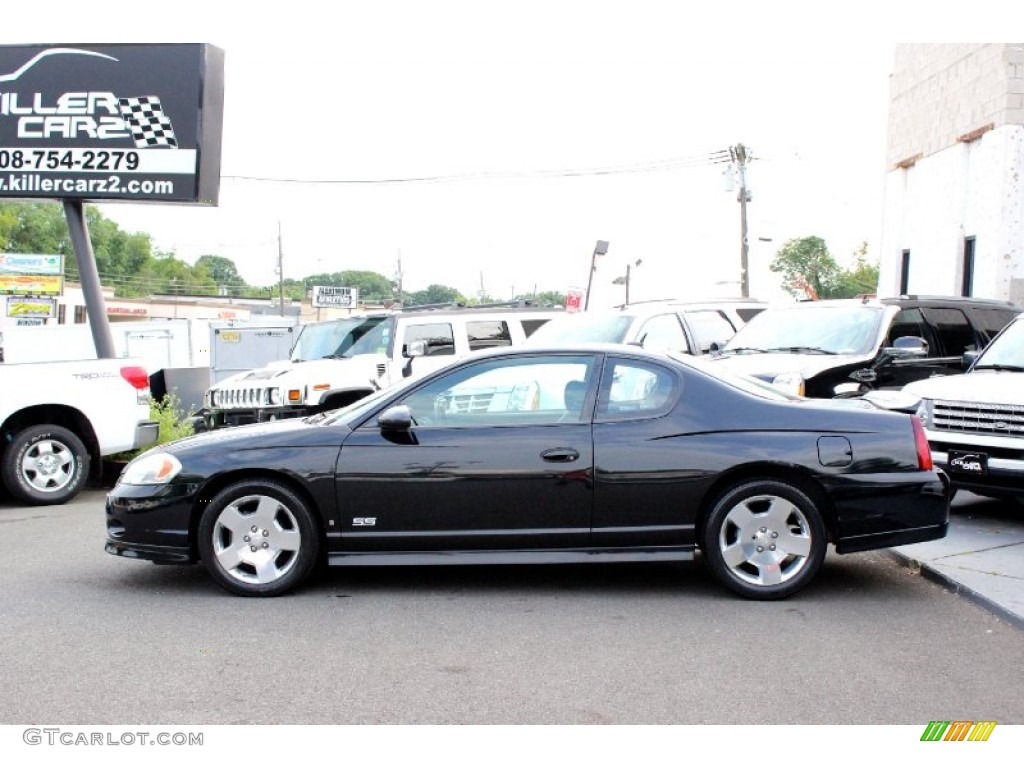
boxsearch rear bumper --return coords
[828,469,951,554]
[135,420,160,449]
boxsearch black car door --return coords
[334,353,598,552]
[591,356,700,549]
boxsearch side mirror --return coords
[962,350,979,371]
[378,405,413,430]
[884,336,929,359]
[709,341,723,356]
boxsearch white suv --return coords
[524,299,767,355]
[903,313,1024,500]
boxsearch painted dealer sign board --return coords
[0,44,224,204]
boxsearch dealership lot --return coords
[1,488,1021,725]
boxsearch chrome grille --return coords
[217,387,268,409]
[932,399,1024,436]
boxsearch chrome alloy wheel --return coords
[211,494,303,585]
[717,493,813,587]
[20,438,76,494]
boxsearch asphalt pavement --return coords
[893,491,1024,629]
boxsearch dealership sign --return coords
[0,274,62,295]
[312,285,359,309]
[0,44,224,204]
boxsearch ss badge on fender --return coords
[353,517,377,527]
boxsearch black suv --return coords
[708,296,1021,398]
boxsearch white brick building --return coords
[880,44,1024,303]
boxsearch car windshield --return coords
[290,316,391,362]
[721,304,885,356]
[525,313,635,344]
[973,318,1024,369]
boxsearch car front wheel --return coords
[702,479,827,600]
[1,424,90,506]
[198,480,320,596]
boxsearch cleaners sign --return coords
[0,44,224,204]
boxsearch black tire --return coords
[702,479,827,600]
[197,480,320,596]
[1,424,90,506]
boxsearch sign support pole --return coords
[63,200,116,359]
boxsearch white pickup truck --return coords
[0,359,159,505]
[902,313,1024,502]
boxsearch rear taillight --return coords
[120,366,150,390]
[911,415,933,471]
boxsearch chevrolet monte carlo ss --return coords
[106,345,950,599]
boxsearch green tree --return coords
[407,284,464,306]
[770,236,841,299]
[832,242,880,298]
[195,254,246,293]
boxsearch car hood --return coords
[904,371,1024,404]
[162,417,348,456]
[709,351,869,380]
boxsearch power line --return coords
[223,150,732,186]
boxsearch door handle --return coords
[541,448,579,463]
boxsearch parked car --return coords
[898,313,1024,501]
[107,344,949,600]
[708,296,1020,397]
[524,299,767,356]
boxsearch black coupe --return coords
[106,345,949,599]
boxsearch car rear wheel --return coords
[198,480,320,596]
[702,479,827,600]
[1,424,90,506]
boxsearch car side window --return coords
[521,318,551,338]
[681,310,737,354]
[920,307,976,355]
[596,359,679,420]
[637,314,689,353]
[396,355,596,427]
[467,321,512,351]
[402,323,455,356]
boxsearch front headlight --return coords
[772,372,805,397]
[916,398,931,427]
[120,452,183,485]
[267,387,282,406]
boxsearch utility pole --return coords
[394,253,404,304]
[277,221,285,316]
[729,144,751,298]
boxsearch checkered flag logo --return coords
[118,96,178,149]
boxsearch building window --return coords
[961,237,976,297]
[57,304,66,324]
[74,305,88,324]
[899,250,911,295]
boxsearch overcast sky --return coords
[0,2,1007,308]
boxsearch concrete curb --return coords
[888,548,1024,631]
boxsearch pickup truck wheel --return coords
[1,425,90,506]
[198,480,320,597]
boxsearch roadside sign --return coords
[566,289,583,314]
[312,285,359,309]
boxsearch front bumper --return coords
[932,445,1024,498]
[106,481,196,563]
[204,406,310,430]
